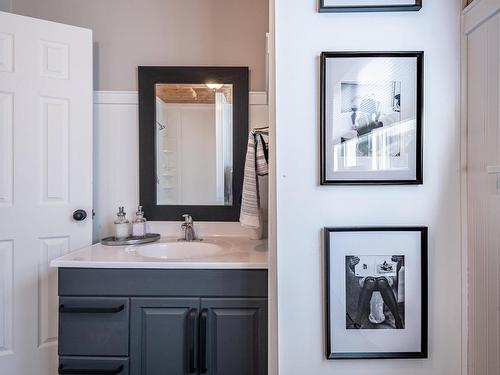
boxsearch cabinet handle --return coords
[58,364,123,374]
[199,308,208,373]
[59,304,125,314]
[187,308,197,373]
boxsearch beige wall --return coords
[13,0,268,91]
[0,0,12,12]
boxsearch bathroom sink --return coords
[135,241,231,260]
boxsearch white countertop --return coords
[50,236,268,269]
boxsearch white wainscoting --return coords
[93,91,269,243]
[463,1,500,374]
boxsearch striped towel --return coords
[255,132,269,176]
[240,127,269,229]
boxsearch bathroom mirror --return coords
[155,83,234,206]
[139,67,248,221]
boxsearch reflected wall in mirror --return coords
[155,83,234,206]
[139,67,248,221]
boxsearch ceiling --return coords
[155,83,233,104]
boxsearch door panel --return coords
[130,298,199,375]
[0,11,92,375]
[201,298,267,375]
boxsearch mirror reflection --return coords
[155,83,233,206]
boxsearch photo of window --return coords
[339,81,403,158]
[320,52,423,184]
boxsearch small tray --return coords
[101,233,161,246]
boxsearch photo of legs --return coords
[345,255,405,330]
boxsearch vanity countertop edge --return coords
[50,236,268,270]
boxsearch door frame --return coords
[267,0,278,374]
[460,4,470,375]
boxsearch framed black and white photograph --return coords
[319,0,422,13]
[320,52,423,185]
[324,227,428,359]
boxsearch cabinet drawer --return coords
[59,269,268,297]
[59,297,129,356]
[59,357,129,375]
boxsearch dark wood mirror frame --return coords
[138,66,249,221]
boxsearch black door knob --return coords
[72,209,87,221]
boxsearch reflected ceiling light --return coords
[206,83,223,90]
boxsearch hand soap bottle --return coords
[114,206,130,240]
[132,206,147,237]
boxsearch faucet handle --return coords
[182,214,193,225]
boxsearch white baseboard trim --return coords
[94,90,267,105]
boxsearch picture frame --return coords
[324,227,428,359]
[319,0,422,13]
[320,51,424,185]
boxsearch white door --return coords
[0,11,92,375]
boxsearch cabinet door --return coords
[130,298,199,375]
[200,298,267,375]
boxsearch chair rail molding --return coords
[93,91,267,105]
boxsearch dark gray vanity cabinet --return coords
[57,268,268,375]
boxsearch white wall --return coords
[157,102,219,205]
[93,91,269,243]
[178,105,217,204]
[274,1,462,375]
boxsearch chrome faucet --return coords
[180,214,196,241]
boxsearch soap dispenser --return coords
[114,206,130,240]
[132,206,147,237]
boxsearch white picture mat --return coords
[324,56,418,181]
[328,230,422,353]
[323,0,416,6]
